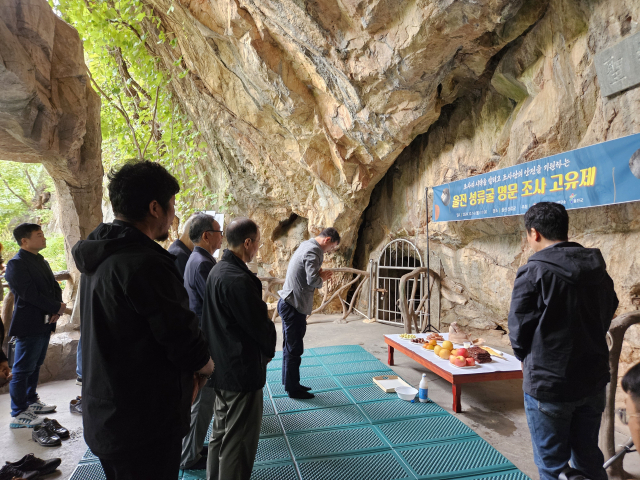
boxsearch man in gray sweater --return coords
[278,228,340,399]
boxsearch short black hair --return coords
[524,202,569,241]
[226,218,258,248]
[189,214,215,244]
[319,227,340,244]
[108,160,180,222]
[623,362,640,401]
[13,223,42,247]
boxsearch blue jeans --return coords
[10,332,51,416]
[278,299,307,392]
[76,336,82,379]
[524,390,607,480]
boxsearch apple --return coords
[465,357,476,366]
[456,348,468,358]
[452,356,467,367]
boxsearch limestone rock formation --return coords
[0,0,103,285]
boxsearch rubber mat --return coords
[268,376,341,398]
[68,345,529,480]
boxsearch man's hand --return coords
[192,358,215,404]
[0,361,12,388]
[319,269,333,281]
[57,303,67,315]
[50,314,60,324]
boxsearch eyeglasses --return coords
[204,230,224,236]
[617,408,640,425]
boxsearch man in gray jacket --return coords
[278,228,340,398]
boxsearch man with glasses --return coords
[508,202,618,480]
[180,213,223,470]
[621,363,640,456]
[277,227,340,399]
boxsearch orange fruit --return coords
[433,345,442,355]
[429,339,437,346]
[424,344,435,350]
[438,348,451,359]
[442,341,453,351]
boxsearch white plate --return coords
[451,362,481,369]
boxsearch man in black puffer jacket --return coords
[201,217,276,480]
[72,161,214,480]
[508,202,618,480]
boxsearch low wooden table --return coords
[385,334,523,413]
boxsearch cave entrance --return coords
[376,239,423,326]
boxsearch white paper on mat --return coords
[385,333,522,376]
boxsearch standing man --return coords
[6,224,64,428]
[508,202,618,480]
[202,218,276,480]
[72,161,214,480]
[278,228,340,399]
[169,215,196,278]
[181,213,223,471]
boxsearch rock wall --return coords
[355,0,640,372]
[0,0,104,288]
[137,0,550,274]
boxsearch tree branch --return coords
[0,173,30,207]
[24,169,37,195]
[88,71,143,160]
[142,84,161,158]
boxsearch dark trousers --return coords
[207,389,263,480]
[278,299,307,392]
[98,441,182,480]
[10,332,50,416]
[524,390,607,480]
[181,386,215,468]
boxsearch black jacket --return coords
[72,221,210,457]
[184,246,216,321]
[168,239,191,278]
[202,249,276,392]
[508,242,618,402]
[5,249,62,337]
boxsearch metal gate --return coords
[375,239,424,326]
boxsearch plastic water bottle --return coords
[419,374,429,403]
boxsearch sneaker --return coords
[27,398,56,414]
[0,464,39,480]
[70,398,82,415]
[5,453,61,475]
[76,376,82,386]
[9,411,44,429]
[32,424,62,447]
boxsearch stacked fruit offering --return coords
[422,340,476,366]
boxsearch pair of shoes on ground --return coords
[69,396,82,415]
[288,384,314,399]
[10,398,57,429]
[0,453,61,480]
[32,419,69,447]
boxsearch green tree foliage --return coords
[0,162,65,269]
[51,0,228,218]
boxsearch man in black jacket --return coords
[72,161,214,480]
[508,202,618,480]
[168,215,196,278]
[6,224,64,428]
[201,218,276,480]
[180,213,222,470]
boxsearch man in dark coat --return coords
[5,224,64,428]
[168,215,195,278]
[508,202,618,480]
[72,161,214,480]
[180,213,223,470]
[201,218,276,480]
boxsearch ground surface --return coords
[1,314,638,479]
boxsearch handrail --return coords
[259,267,371,323]
[397,266,440,333]
[601,311,640,479]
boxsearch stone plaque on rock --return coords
[595,32,640,97]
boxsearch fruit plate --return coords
[450,363,481,369]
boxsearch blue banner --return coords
[432,133,640,222]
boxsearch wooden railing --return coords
[397,267,440,333]
[260,267,371,323]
